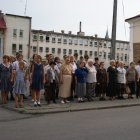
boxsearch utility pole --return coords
[111,0,117,60]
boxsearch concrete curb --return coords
[2,103,140,115]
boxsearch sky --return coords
[0,0,140,41]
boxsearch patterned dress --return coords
[31,63,44,90]
[0,63,12,92]
[13,69,26,95]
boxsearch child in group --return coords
[13,61,28,108]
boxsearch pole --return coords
[111,0,117,60]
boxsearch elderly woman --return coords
[75,61,88,102]
[107,60,118,100]
[126,62,138,99]
[117,61,126,99]
[59,56,72,104]
[86,59,97,101]
[96,62,107,101]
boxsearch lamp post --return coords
[111,0,117,60]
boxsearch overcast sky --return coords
[1,0,140,41]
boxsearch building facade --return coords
[0,11,130,66]
[31,30,129,67]
[126,15,140,63]
[0,11,31,62]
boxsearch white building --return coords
[31,29,129,67]
[0,11,130,66]
[126,14,140,63]
[0,11,31,62]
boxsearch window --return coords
[94,42,98,46]
[90,41,93,47]
[39,47,43,52]
[46,36,50,42]
[33,34,37,41]
[85,51,88,55]
[74,50,77,54]
[57,48,61,53]
[108,53,111,59]
[90,51,93,56]
[79,50,83,55]
[63,39,67,44]
[69,49,72,54]
[52,38,56,43]
[94,51,98,57]
[33,46,37,53]
[58,38,62,43]
[103,52,106,59]
[19,30,23,37]
[104,43,107,48]
[12,44,16,55]
[40,35,44,41]
[125,54,127,61]
[46,47,49,53]
[13,29,17,37]
[52,48,55,53]
[63,49,67,55]
[116,53,119,60]
[69,39,72,45]
[19,44,23,54]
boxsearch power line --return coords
[122,0,127,40]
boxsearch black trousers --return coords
[128,81,136,96]
[44,81,56,102]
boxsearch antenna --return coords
[24,0,27,16]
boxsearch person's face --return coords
[18,56,23,62]
[100,63,104,68]
[37,57,41,63]
[19,64,24,69]
[80,62,85,68]
[65,57,70,63]
[33,55,38,62]
[119,62,124,68]
[3,57,8,63]
[88,61,93,67]
[51,64,55,69]
[111,61,115,66]
[70,57,74,62]
[130,63,135,68]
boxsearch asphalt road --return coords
[0,106,140,140]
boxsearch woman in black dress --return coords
[107,60,118,100]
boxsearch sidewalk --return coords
[1,96,140,114]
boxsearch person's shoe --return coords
[34,101,37,107]
[65,100,70,103]
[61,100,65,104]
[53,100,57,104]
[37,102,41,107]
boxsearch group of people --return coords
[0,52,140,108]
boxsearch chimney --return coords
[61,30,64,34]
[95,34,98,38]
[68,31,72,34]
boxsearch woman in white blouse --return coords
[86,59,97,101]
[117,61,126,99]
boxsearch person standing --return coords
[31,55,45,106]
[75,61,88,102]
[0,55,13,104]
[13,61,28,108]
[59,56,72,103]
[96,62,107,101]
[126,62,138,99]
[86,59,97,101]
[45,61,59,104]
[70,56,77,100]
[135,60,140,98]
[107,60,118,100]
[117,61,126,99]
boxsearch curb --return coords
[2,103,140,115]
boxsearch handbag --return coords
[125,85,131,94]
